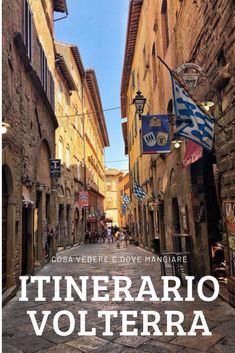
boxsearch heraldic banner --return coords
[141,115,171,154]
[78,191,89,207]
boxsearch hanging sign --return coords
[50,159,61,178]
[141,115,171,154]
[78,191,89,207]
[174,63,207,91]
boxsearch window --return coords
[40,44,54,109]
[40,49,48,93]
[23,0,32,61]
[66,144,70,168]
[217,49,226,67]
[58,137,63,161]
[107,198,113,209]
[137,71,140,90]
[76,160,82,181]
[143,46,147,73]
[131,71,135,89]
[152,43,157,86]
[161,0,169,56]
[107,183,112,192]
[134,113,138,136]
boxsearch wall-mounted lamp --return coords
[171,134,183,149]
[201,100,215,112]
[1,122,10,134]
[22,175,33,188]
[133,91,146,117]
[36,182,45,192]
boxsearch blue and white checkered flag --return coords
[133,180,146,201]
[172,76,214,151]
[121,204,127,215]
[122,193,130,205]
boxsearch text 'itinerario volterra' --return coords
[19,275,219,337]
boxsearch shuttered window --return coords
[23,0,33,62]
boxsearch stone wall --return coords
[2,0,57,299]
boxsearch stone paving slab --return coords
[140,339,183,352]
[7,335,55,353]
[208,336,235,353]
[114,335,151,348]
[37,343,83,353]
[2,343,24,353]
[170,330,225,351]
[66,336,110,352]
[2,323,54,341]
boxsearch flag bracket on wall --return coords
[168,113,192,125]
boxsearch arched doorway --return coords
[35,140,51,263]
[2,170,8,292]
[2,164,15,293]
[57,185,65,248]
[65,187,72,246]
[73,208,79,244]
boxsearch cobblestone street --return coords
[2,243,235,353]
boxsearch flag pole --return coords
[157,56,228,134]
[157,55,173,74]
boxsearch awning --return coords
[183,140,203,167]
[104,218,113,223]
[87,217,97,223]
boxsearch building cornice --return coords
[122,121,128,155]
[120,0,143,118]
[70,46,86,78]
[86,69,110,147]
[55,53,76,91]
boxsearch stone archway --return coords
[73,208,80,244]
[2,164,15,293]
[57,185,65,248]
[35,139,52,264]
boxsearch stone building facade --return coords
[117,172,130,228]
[84,70,110,231]
[54,41,86,249]
[121,0,234,305]
[2,0,68,303]
[104,169,124,226]
[54,43,109,243]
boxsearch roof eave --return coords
[86,69,110,147]
[56,53,76,91]
[120,0,143,118]
[70,46,86,78]
[122,121,128,155]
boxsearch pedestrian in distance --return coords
[115,228,121,249]
[45,224,56,259]
[84,231,89,244]
[111,226,115,243]
[107,227,112,243]
[123,229,129,248]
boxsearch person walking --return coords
[107,227,112,243]
[123,229,129,248]
[115,228,121,249]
